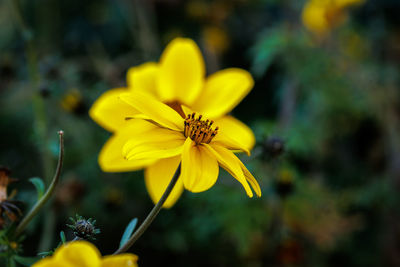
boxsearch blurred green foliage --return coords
[1,0,400,266]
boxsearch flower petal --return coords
[180,104,194,117]
[211,131,250,156]
[238,160,261,197]
[181,138,219,193]
[127,62,159,98]
[101,254,138,267]
[120,91,184,131]
[54,241,101,267]
[213,116,256,151]
[145,156,184,208]
[89,88,138,132]
[191,68,254,118]
[123,127,185,161]
[157,38,205,105]
[204,144,253,197]
[98,120,157,172]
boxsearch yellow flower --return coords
[33,241,138,267]
[89,38,257,207]
[302,0,365,36]
[119,91,261,198]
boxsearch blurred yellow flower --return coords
[202,26,230,54]
[89,38,257,207]
[302,0,365,36]
[33,241,138,267]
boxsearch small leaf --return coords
[37,251,53,257]
[13,256,39,266]
[119,218,138,248]
[60,231,66,244]
[29,177,45,199]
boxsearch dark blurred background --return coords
[1,0,400,266]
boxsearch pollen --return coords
[184,113,218,145]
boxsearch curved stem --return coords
[15,131,65,237]
[9,0,57,248]
[114,163,181,254]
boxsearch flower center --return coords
[184,113,218,145]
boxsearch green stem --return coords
[114,163,181,254]
[8,0,54,180]
[14,131,64,237]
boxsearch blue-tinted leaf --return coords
[119,218,138,248]
[60,231,66,244]
[29,177,45,199]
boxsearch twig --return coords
[15,131,65,237]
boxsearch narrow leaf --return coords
[119,218,138,248]
[60,231,66,244]
[29,177,45,199]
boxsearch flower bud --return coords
[67,215,100,240]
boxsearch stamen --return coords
[184,113,219,145]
